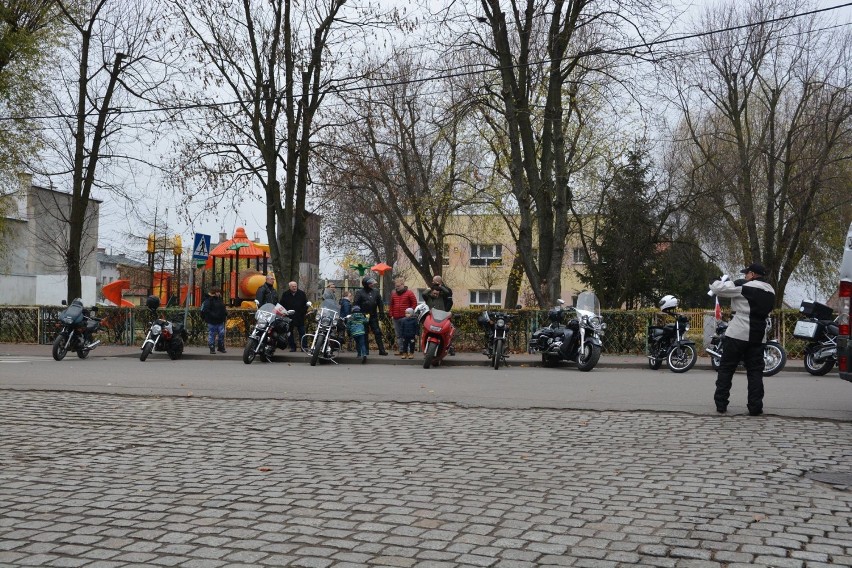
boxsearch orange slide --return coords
[101,279,135,307]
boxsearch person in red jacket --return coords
[388,276,418,355]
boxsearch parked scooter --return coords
[415,302,454,369]
[243,302,295,364]
[706,317,786,376]
[793,300,838,375]
[140,295,187,361]
[646,295,698,373]
[529,291,606,371]
[52,298,103,361]
[478,310,515,370]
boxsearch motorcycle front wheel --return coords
[140,342,153,362]
[310,335,322,366]
[804,351,834,376]
[243,338,258,364]
[423,342,438,369]
[576,343,601,372]
[492,338,504,370]
[667,344,697,373]
[52,335,68,361]
[763,342,786,376]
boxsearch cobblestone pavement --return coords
[1,391,850,567]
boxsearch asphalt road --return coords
[0,351,850,420]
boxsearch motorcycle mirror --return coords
[557,299,565,305]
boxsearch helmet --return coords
[414,303,429,322]
[351,305,362,313]
[146,295,161,311]
[658,294,678,311]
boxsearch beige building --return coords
[393,214,588,308]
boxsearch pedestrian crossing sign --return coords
[192,233,211,260]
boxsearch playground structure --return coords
[207,227,272,307]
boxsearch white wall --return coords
[0,273,96,306]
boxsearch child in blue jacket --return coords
[348,306,368,363]
[399,307,419,359]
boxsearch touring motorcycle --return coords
[302,305,344,366]
[529,291,605,372]
[52,298,103,361]
[243,302,295,364]
[793,300,838,376]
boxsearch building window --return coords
[572,247,588,264]
[470,244,502,267]
[469,289,502,306]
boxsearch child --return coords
[400,307,419,359]
[200,288,227,354]
[348,305,368,363]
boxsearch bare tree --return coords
[169,0,394,283]
[666,0,852,304]
[34,0,172,300]
[318,51,484,289]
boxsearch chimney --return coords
[219,231,228,243]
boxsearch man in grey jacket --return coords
[709,262,776,416]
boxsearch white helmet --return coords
[659,294,678,311]
[413,303,429,322]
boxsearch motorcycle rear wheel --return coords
[492,339,504,370]
[541,353,556,367]
[76,347,89,359]
[167,337,184,360]
[423,342,438,369]
[140,343,153,362]
[52,335,68,361]
[576,343,601,372]
[762,342,786,376]
[710,355,721,371]
[243,338,258,364]
[648,355,663,370]
[667,344,697,373]
[804,351,834,376]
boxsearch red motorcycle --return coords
[415,303,455,369]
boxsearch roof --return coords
[97,251,147,268]
[209,227,268,258]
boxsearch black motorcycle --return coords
[529,291,605,372]
[52,298,103,361]
[243,302,294,364]
[140,295,187,361]
[706,317,786,376]
[478,310,515,370]
[793,300,838,376]
[302,305,344,366]
[647,300,697,373]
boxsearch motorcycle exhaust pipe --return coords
[705,347,722,358]
[86,340,101,349]
[812,347,836,362]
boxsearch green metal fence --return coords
[0,305,813,358]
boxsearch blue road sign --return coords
[192,233,211,260]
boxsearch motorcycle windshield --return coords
[575,292,600,318]
[61,303,85,325]
[431,308,451,323]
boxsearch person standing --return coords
[255,274,278,306]
[388,276,417,355]
[200,288,228,354]
[280,281,308,352]
[353,276,388,355]
[400,307,419,359]
[348,305,369,363]
[423,275,453,311]
[709,262,776,416]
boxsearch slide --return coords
[101,279,135,307]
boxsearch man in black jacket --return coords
[280,281,308,351]
[255,274,278,306]
[354,277,388,355]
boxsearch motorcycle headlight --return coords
[256,310,274,324]
[429,325,442,332]
[321,316,332,326]
[63,317,73,324]
[496,318,505,328]
[151,324,162,335]
[600,322,607,330]
[256,322,267,330]
[684,324,690,332]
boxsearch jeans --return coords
[207,323,225,350]
[353,335,368,357]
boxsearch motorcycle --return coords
[140,295,188,361]
[647,294,698,373]
[793,300,838,375]
[529,291,606,372]
[243,302,295,364]
[302,306,344,366]
[706,317,786,376]
[415,302,455,369]
[478,310,516,370]
[52,298,103,361]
